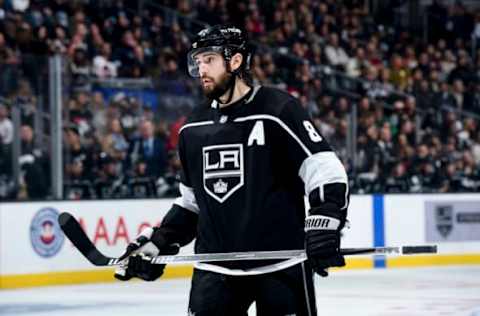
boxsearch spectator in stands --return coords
[0,31,19,65]
[197,0,224,26]
[389,54,410,91]
[435,81,457,110]
[414,79,435,111]
[439,161,461,192]
[377,122,396,173]
[126,119,167,178]
[51,25,68,54]
[358,124,381,175]
[464,82,480,113]
[417,159,441,192]
[64,126,95,180]
[30,26,50,56]
[362,66,381,98]
[460,150,477,190]
[365,40,382,67]
[114,29,145,77]
[64,157,95,200]
[90,92,109,134]
[395,131,415,162]
[15,80,37,127]
[441,111,461,142]
[69,92,94,136]
[451,79,466,110]
[148,14,168,48]
[346,46,369,78]
[245,8,265,37]
[166,22,191,67]
[93,43,119,78]
[329,119,348,161]
[378,68,395,98]
[101,118,128,162]
[460,118,478,147]
[70,47,92,91]
[94,152,125,199]
[115,95,143,136]
[156,151,182,198]
[324,33,350,71]
[439,50,457,79]
[472,131,480,164]
[158,53,192,95]
[126,158,157,198]
[167,115,187,151]
[383,161,411,193]
[412,143,432,174]
[448,51,475,84]
[0,103,13,146]
[19,125,49,199]
[0,102,13,198]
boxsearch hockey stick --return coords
[58,212,437,267]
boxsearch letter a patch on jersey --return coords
[203,144,244,203]
[248,121,265,146]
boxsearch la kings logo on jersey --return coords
[203,144,244,203]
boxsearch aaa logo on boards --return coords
[203,143,244,203]
[30,207,65,258]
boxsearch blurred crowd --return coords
[0,89,186,200]
[0,0,480,200]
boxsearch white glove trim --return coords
[305,215,340,232]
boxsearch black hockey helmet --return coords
[187,24,252,78]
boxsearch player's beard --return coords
[201,71,235,101]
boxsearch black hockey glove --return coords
[114,227,179,282]
[305,203,346,277]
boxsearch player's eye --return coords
[194,55,217,67]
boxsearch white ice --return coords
[1,266,479,316]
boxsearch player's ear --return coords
[229,53,243,72]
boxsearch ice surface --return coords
[1,266,479,316]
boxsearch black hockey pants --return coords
[188,262,317,316]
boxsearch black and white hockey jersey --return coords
[162,86,349,275]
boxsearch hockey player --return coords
[115,25,349,316]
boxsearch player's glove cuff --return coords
[305,214,341,232]
[305,203,346,277]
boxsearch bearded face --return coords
[201,70,234,100]
[193,51,237,101]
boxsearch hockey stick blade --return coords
[58,212,116,266]
[59,212,437,266]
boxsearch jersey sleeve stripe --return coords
[299,151,349,209]
[174,183,200,214]
[233,114,312,156]
[179,121,215,134]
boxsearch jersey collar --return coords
[210,85,262,109]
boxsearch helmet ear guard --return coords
[225,49,247,75]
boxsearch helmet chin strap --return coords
[216,74,237,105]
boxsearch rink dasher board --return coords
[1,194,480,288]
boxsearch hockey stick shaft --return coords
[148,246,437,264]
[58,212,437,267]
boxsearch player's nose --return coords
[198,63,209,77]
